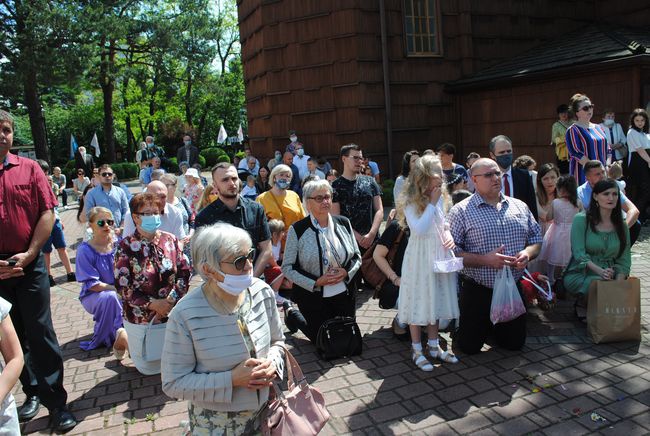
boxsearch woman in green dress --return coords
[563,179,631,320]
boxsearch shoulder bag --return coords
[262,345,330,436]
[361,226,405,292]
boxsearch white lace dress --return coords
[398,203,459,326]
[0,297,19,434]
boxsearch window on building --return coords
[403,0,442,56]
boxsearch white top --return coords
[293,154,311,179]
[627,129,650,152]
[393,175,406,205]
[271,240,281,262]
[238,157,260,174]
[122,203,186,240]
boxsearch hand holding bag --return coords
[490,266,526,324]
[432,219,463,273]
[587,277,641,344]
[262,345,330,436]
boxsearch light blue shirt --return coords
[84,184,129,226]
[577,181,628,210]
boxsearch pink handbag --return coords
[261,346,330,435]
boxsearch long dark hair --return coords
[587,179,627,258]
[400,150,419,178]
[629,108,649,133]
[555,175,578,208]
[535,163,559,206]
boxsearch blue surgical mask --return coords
[275,179,290,190]
[140,214,161,232]
[296,149,304,157]
[148,143,154,148]
[275,152,282,161]
[184,140,191,146]
[495,154,513,170]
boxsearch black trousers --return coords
[457,276,526,355]
[60,189,68,207]
[630,220,641,247]
[0,253,67,409]
[292,287,356,343]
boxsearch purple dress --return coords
[76,241,123,351]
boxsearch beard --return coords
[217,187,238,199]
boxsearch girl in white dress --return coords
[396,155,460,372]
[0,296,22,434]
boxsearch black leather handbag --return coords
[316,316,362,360]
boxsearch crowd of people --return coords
[0,95,647,433]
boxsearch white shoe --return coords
[412,350,434,372]
[428,345,459,363]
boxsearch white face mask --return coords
[603,119,615,127]
[290,136,298,143]
[214,270,253,296]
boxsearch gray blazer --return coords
[282,214,361,293]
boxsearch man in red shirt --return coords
[0,110,77,432]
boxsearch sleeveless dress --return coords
[0,297,20,434]
[398,203,459,326]
[538,198,580,267]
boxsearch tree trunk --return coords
[23,69,49,162]
[99,38,116,162]
[184,65,193,127]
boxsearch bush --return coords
[62,159,76,178]
[382,179,395,206]
[112,163,126,180]
[217,154,231,163]
[200,147,226,167]
[198,154,206,169]
[235,150,246,160]
[168,157,178,170]
[123,163,139,179]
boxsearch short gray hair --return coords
[160,173,177,185]
[191,223,253,280]
[302,179,332,205]
[151,169,165,181]
[488,134,512,154]
[269,164,292,184]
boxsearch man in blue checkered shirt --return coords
[448,158,542,355]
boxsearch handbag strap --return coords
[267,192,286,223]
[276,344,306,391]
[522,269,553,301]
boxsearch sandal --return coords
[428,345,459,364]
[113,328,128,361]
[412,350,434,372]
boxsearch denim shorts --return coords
[42,219,66,253]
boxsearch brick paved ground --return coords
[16,179,649,435]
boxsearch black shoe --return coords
[49,275,56,287]
[66,272,76,282]
[18,396,40,422]
[50,408,77,432]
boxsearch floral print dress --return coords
[115,231,191,324]
[183,182,204,216]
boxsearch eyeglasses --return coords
[101,172,114,177]
[165,183,176,188]
[96,219,115,227]
[221,248,255,271]
[308,194,332,203]
[473,171,502,179]
[77,172,84,175]
[580,104,594,112]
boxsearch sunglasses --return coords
[96,219,115,227]
[101,172,114,177]
[77,172,84,175]
[580,104,594,112]
[308,194,332,203]
[221,248,255,271]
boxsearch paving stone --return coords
[542,419,590,435]
[491,416,538,435]
[448,412,492,434]
[603,398,649,419]
[600,419,650,436]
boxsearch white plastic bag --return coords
[490,266,526,324]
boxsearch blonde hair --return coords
[88,206,113,223]
[608,161,623,180]
[269,164,292,185]
[268,219,285,235]
[396,155,450,228]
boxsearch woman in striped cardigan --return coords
[161,223,285,435]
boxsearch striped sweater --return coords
[161,279,285,411]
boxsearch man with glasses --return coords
[84,164,129,236]
[122,181,185,240]
[0,110,77,431]
[331,144,384,254]
[448,158,542,355]
[488,134,538,220]
[195,163,272,277]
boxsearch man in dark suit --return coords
[176,134,199,167]
[74,146,95,177]
[488,135,539,220]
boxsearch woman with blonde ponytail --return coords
[395,155,459,371]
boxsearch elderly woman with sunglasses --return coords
[162,223,284,435]
[114,193,191,374]
[281,180,362,343]
[566,93,609,184]
[75,207,126,357]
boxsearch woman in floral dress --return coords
[115,193,191,374]
[182,167,204,216]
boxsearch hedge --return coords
[217,154,231,163]
[200,147,226,167]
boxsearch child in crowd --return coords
[326,169,338,185]
[396,155,459,371]
[241,175,258,200]
[607,161,626,193]
[0,296,23,434]
[537,175,582,282]
[182,168,204,215]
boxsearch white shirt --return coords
[500,166,514,197]
[293,154,311,179]
[626,129,650,167]
[123,203,186,240]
